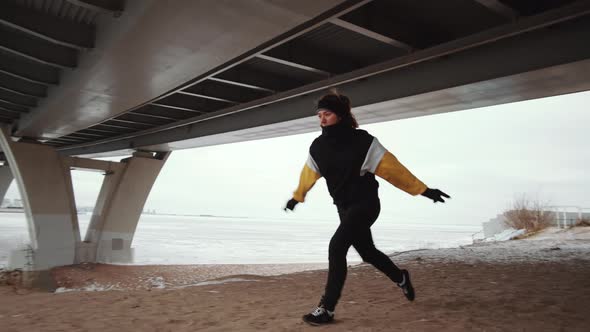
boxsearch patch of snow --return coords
[54,277,259,293]
[172,278,259,289]
[524,227,590,241]
[388,236,590,265]
[147,276,166,289]
[55,283,122,293]
[483,228,526,242]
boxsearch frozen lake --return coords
[0,212,481,267]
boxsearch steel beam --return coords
[0,25,78,68]
[183,80,273,104]
[208,77,275,93]
[0,114,18,122]
[115,113,172,126]
[132,104,198,120]
[330,18,413,51]
[474,0,519,21]
[0,88,37,107]
[51,136,87,143]
[0,109,19,119]
[150,103,204,115]
[0,84,43,100]
[94,123,138,131]
[0,2,95,50]
[67,131,106,138]
[103,120,151,130]
[156,94,229,113]
[0,72,47,98]
[108,118,154,127]
[82,127,120,135]
[0,106,22,115]
[0,52,60,85]
[64,156,118,171]
[177,91,238,105]
[67,133,101,140]
[66,0,125,16]
[128,111,177,121]
[213,65,303,92]
[256,54,331,77]
[0,99,29,113]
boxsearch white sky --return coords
[5,91,590,227]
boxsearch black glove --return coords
[284,198,299,211]
[421,188,450,203]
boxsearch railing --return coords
[546,206,590,228]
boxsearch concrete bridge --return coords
[0,0,589,280]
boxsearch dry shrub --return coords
[576,218,590,227]
[0,269,22,286]
[0,269,7,285]
[503,195,553,233]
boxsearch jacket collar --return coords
[321,120,354,138]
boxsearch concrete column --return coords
[0,165,14,202]
[0,128,79,271]
[82,151,170,264]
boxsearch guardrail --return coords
[546,206,590,228]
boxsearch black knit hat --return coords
[317,94,350,118]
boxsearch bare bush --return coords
[576,218,590,227]
[503,195,553,233]
[0,268,22,286]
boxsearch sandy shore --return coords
[1,227,589,331]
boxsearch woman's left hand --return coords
[421,188,450,203]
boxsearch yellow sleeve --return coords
[292,164,321,202]
[374,151,427,196]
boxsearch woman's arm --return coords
[361,137,426,196]
[374,151,427,195]
[292,155,322,202]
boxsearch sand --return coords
[1,227,589,331]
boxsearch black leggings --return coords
[322,199,403,311]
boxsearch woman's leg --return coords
[352,226,403,283]
[322,220,354,311]
[351,201,415,301]
[322,200,381,311]
[352,200,403,282]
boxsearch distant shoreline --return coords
[0,208,24,213]
[143,213,249,219]
[0,210,248,219]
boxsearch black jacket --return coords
[292,122,426,206]
[310,122,378,205]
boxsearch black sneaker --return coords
[398,269,415,301]
[302,305,334,326]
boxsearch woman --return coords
[284,91,450,326]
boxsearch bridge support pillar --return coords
[0,165,14,203]
[0,128,80,273]
[81,151,170,264]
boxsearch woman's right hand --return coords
[284,198,299,211]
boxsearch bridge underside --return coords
[0,0,589,277]
[58,1,590,156]
[0,0,586,157]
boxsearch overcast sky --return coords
[5,91,589,227]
